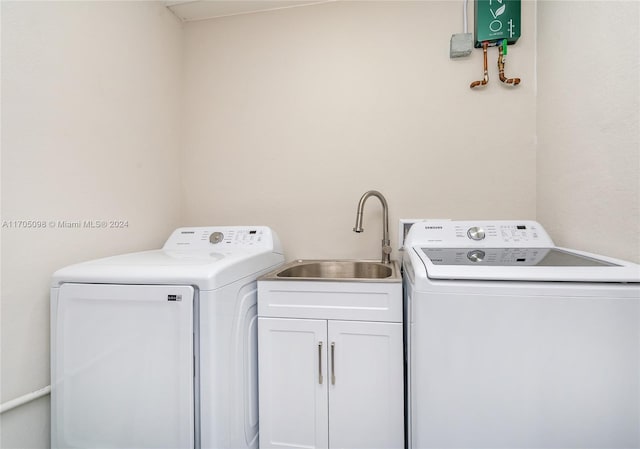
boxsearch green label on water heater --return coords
[474,0,521,47]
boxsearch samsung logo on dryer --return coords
[424,226,443,230]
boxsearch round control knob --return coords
[467,226,486,241]
[467,249,486,263]
[209,232,224,244]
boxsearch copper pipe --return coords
[470,42,489,89]
[498,42,520,86]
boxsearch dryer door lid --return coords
[52,283,195,448]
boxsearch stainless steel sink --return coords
[261,259,401,282]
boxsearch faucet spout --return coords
[353,190,391,264]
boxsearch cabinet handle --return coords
[318,342,323,385]
[331,342,336,385]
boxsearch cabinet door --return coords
[258,318,329,449]
[328,321,404,449]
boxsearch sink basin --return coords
[261,259,401,282]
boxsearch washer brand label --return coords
[168,294,182,302]
[425,226,443,230]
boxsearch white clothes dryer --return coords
[51,226,284,449]
[403,220,640,449]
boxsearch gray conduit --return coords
[0,385,51,414]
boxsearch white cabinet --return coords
[258,279,404,449]
[258,318,329,449]
[328,319,403,449]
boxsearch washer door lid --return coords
[416,247,640,283]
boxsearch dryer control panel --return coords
[163,226,280,251]
[404,220,554,248]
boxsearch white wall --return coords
[182,0,537,260]
[0,2,183,447]
[537,1,640,263]
[2,0,639,447]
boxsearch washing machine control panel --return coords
[163,226,278,251]
[456,222,549,246]
[405,220,554,248]
[465,224,538,243]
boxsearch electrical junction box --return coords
[474,0,521,47]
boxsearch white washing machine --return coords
[403,220,640,449]
[51,226,284,449]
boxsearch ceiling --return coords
[165,0,331,21]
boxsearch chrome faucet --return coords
[353,190,392,264]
